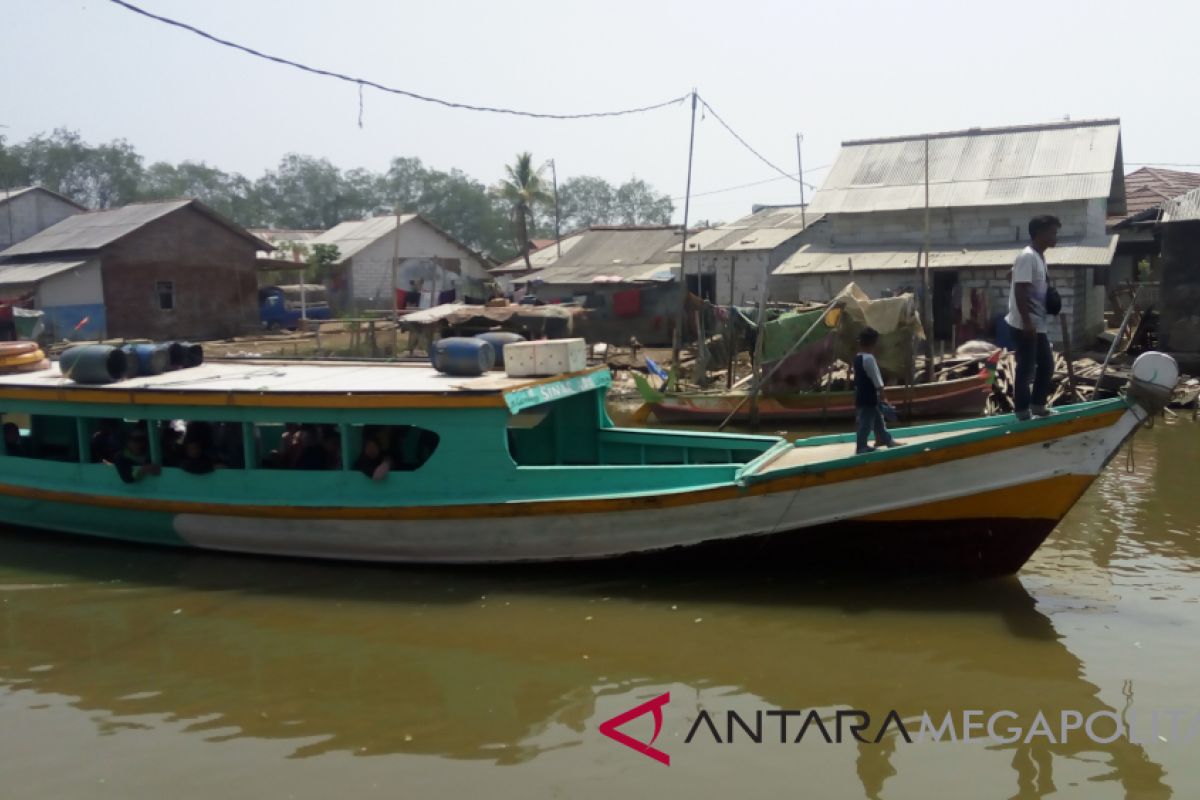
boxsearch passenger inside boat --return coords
[321,428,342,470]
[179,422,217,475]
[3,422,30,458]
[160,422,184,467]
[212,422,245,469]
[112,428,159,484]
[293,425,328,471]
[90,418,122,463]
[354,434,391,481]
[263,423,302,469]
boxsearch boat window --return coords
[506,392,600,466]
[1,413,77,462]
[257,423,344,471]
[158,420,247,473]
[347,424,439,478]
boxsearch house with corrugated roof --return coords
[0,186,86,250]
[0,199,269,340]
[306,215,494,311]
[510,226,685,295]
[674,204,825,304]
[1157,187,1200,352]
[507,226,688,346]
[772,118,1126,345]
[1106,167,1200,289]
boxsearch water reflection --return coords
[0,527,1172,798]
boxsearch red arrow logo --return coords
[599,691,671,766]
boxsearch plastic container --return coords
[474,332,525,368]
[164,342,187,370]
[59,345,128,385]
[132,343,171,376]
[430,337,496,376]
[177,342,204,368]
[118,345,141,379]
[504,338,588,377]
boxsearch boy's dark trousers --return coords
[856,405,895,453]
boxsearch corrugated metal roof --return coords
[0,186,87,211]
[773,236,1118,275]
[492,232,587,274]
[308,215,417,262]
[668,205,822,253]
[0,259,91,286]
[808,119,1123,215]
[0,199,267,256]
[510,227,685,285]
[0,200,190,255]
[1161,188,1200,223]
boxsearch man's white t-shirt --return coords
[1005,246,1048,335]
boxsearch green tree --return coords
[614,177,674,225]
[255,154,347,229]
[307,243,341,282]
[139,160,264,223]
[12,128,144,208]
[496,153,553,270]
[557,175,616,231]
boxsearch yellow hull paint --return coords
[860,474,1095,522]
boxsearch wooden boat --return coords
[633,367,992,424]
[0,352,1177,577]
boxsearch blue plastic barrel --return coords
[177,342,203,368]
[474,332,525,367]
[430,337,495,376]
[59,345,128,385]
[164,342,187,370]
[132,343,170,376]
[118,344,140,379]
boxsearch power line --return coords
[1127,162,1200,168]
[696,95,799,184]
[671,166,830,202]
[107,0,689,120]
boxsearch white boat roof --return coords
[0,359,603,397]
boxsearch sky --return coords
[4,0,1200,225]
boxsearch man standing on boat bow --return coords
[1005,215,1060,420]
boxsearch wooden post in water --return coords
[1060,313,1077,400]
[748,290,767,431]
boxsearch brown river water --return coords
[1,414,1198,799]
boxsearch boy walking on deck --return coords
[854,328,901,454]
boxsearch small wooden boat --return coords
[0,351,1177,578]
[632,365,993,424]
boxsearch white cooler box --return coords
[504,338,588,377]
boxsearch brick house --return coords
[0,199,269,340]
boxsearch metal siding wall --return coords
[36,260,103,307]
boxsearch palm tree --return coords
[498,153,553,270]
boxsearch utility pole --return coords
[796,133,807,229]
[549,159,561,258]
[671,90,699,381]
[392,205,402,354]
